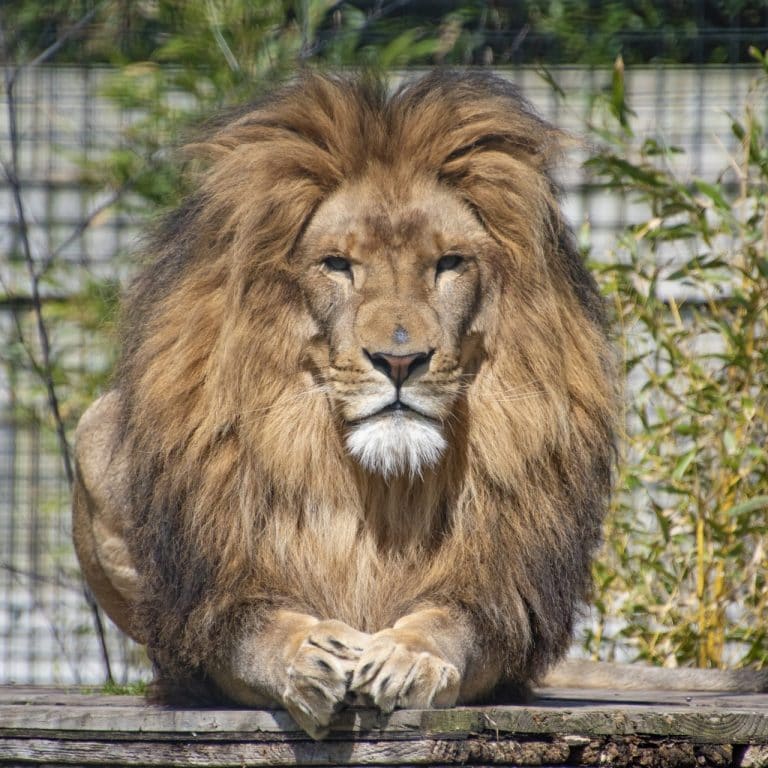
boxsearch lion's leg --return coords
[350,607,502,713]
[208,610,371,739]
[72,391,142,642]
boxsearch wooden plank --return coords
[3,700,768,743]
[0,736,575,766]
[0,686,145,707]
[534,687,768,708]
[3,684,765,709]
[0,736,746,767]
[3,687,768,767]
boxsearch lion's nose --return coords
[364,350,433,387]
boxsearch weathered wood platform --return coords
[3,686,768,767]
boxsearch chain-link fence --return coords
[0,63,763,684]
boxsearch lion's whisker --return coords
[239,385,329,416]
[457,379,547,399]
[483,385,547,397]
[487,390,547,404]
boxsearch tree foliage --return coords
[581,51,768,668]
[3,0,768,68]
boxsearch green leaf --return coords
[641,138,683,157]
[672,448,697,481]
[727,496,768,517]
[609,54,635,134]
[693,180,730,212]
[375,28,439,68]
[749,46,767,69]
[537,66,566,98]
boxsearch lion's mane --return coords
[117,70,616,696]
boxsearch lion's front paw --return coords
[350,628,460,714]
[283,620,370,739]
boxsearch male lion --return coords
[73,70,618,738]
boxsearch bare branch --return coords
[1,563,86,593]
[42,183,131,276]
[4,565,87,683]
[0,157,74,488]
[0,272,50,383]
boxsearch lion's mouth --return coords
[350,399,438,425]
[380,401,410,414]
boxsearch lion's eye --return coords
[323,255,352,273]
[436,253,464,274]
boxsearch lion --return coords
[74,70,758,740]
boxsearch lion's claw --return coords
[350,630,460,713]
[282,620,371,739]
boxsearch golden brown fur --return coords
[74,70,617,737]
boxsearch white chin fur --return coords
[345,413,447,478]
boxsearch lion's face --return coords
[297,175,498,477]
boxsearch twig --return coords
[42,183,130,275]
[1,563,87,594]
[0,160,74,487]
[5,565,86,683]
[0,271,51,383]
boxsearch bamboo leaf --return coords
[693,180,731,212]
[727,497,768,517]
[672,448,697,481]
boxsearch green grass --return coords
[101,679,149,696]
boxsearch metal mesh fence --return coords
[0,63,764,684]
[1,67,145,684]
